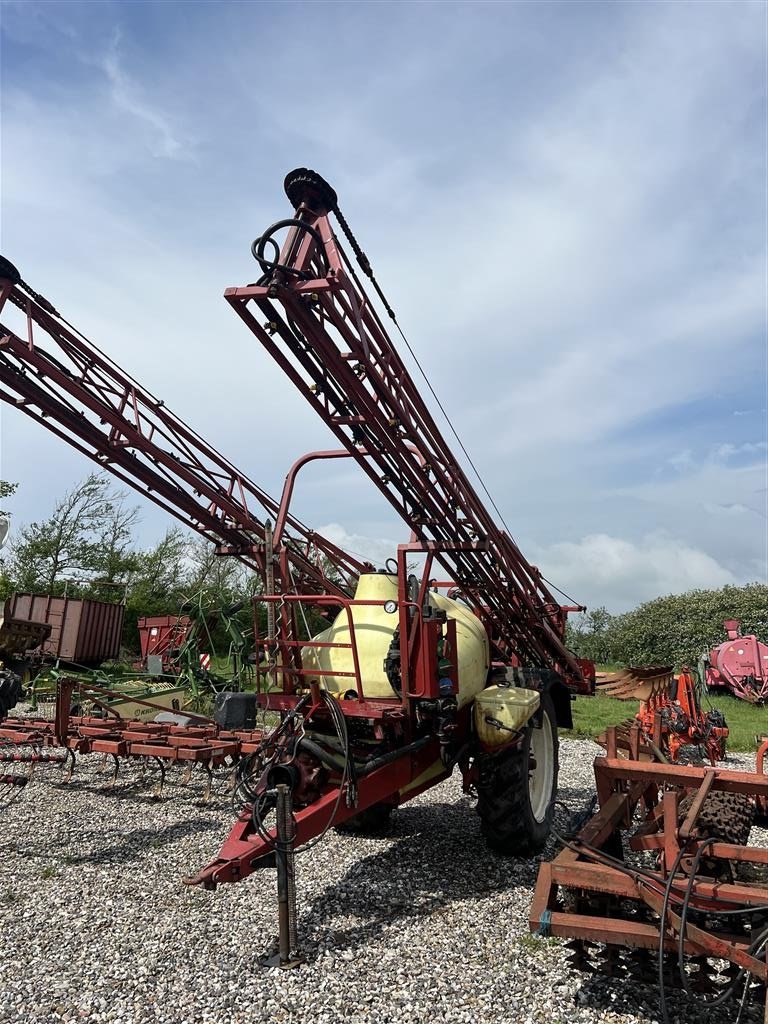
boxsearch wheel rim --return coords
[528,717,554,823]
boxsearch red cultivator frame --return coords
[532,723,768,1020]
[0,678,253,799]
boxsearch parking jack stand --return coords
[263,783,303,969]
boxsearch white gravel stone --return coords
[0,736,762,1023]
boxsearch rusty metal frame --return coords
[532,726,768,1015]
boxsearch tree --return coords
[86,495,141,600]
[566,606,615,663]
[608,584,768,666]
[566,583,768,668]
[0,480,17,505]
[0,480,18,599]
[6,474,140,595]
[184,536,251,606]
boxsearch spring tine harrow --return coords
[0,741,68,807]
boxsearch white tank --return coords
[302,573,489,706]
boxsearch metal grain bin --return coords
[7,593,125,665]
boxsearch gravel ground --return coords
[0,734,763,1024]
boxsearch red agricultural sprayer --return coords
[0,168,593,961]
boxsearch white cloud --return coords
[315,523,399,571]
[666,449,694,471]
[711,441,768,460]
[100,42,190,161]
[532,532,739,612]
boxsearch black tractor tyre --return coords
[476,692,559,856]
[335,801,394,836]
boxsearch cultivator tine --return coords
[98,753,111,774]
[596,945,622,976]
[625,947,656,984]
[101,754,121,791]
[0,771,29,807]
[151,757,167,800]
[564,939,597,973]
[62,749,76,783]
[687,958,719,994]
[179,764,193,786]
[0,742,68,806]
[200,761,213,804]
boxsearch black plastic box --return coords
[213,691,259,730]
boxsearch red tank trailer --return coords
[704,618,768,703]
[137,615,192,675]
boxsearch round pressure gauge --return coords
[384,600,398,615]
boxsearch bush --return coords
[567,583,768,668]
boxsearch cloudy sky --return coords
[0,0,765,612]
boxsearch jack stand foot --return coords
[259,949,305,970]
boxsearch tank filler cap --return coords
[284,168,338,213]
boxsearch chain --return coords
[17,278,59,317]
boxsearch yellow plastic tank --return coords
[473,686,540,750]
[302,573,489,707]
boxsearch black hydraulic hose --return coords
[676,837,768,1009]
[343,734,433,776]
[299,738,346,773]
[299,734,432,777]
[252,219,329,280]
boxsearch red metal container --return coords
[7,593,125,665]
[137,615,191,673]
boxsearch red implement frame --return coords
[532,723,768,1015]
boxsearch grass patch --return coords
[565,693,768,754]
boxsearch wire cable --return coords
[332,210,517,542]
[331,202,585,609]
